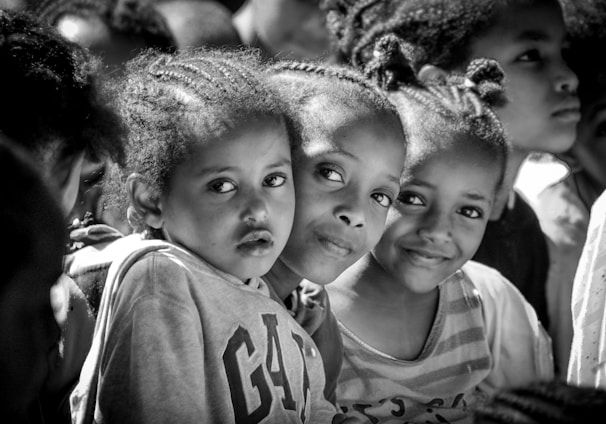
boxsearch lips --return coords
[237,229,274,256]
[402,246,450,266]
[552,100,581,122]
[314,231,355,258]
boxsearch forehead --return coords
[472,0,565,49]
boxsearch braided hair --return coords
[36,0,176,52]
[473,380,606,424]
[0,8,125,164]
[266,57,404,161]
[322,0,557,70]
[367,34,509,188]
[103,48,287,234]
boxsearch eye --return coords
[264,174,287,187]
[398,191,424,206]
[318,165,344,183]
[372,192,393,208]
[209,180,236,193]
[458,206,483,219]
[516,49,542,63]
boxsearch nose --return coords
[418,209,451,243]
[334,197,366,229]
[241,191,268,225]
[554,58,579,95]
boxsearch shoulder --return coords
[460,261,528,306]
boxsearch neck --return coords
[264,258,304,301]
[490,147,528,220]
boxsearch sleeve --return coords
[466,262,555,393]
[294,281,344,406]
[97,254,207,424]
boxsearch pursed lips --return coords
[237,229,274,249]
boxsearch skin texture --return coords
[468,1,579,155]
[268,108,405,294]
[140,117,295,282]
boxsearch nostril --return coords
[339,215,351,225]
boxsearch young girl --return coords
[326,36,554,423]
[70,49,342,424]
[264,60,407,402]
[322,0,580,370]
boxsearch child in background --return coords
[321,0,580,375]
[70,48,343,424]
[0,138,66,423]
[527,0,606,377]
[264,59,406,403]
[326,36,554,423]
[0,8,125,214]
[473,380,606,424]
[0,9,127,422]
[233,0,330,60]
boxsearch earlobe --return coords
[417,64,450,85]
[127,173,163,229]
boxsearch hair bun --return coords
[364,33,419,91]
[465,58,507,107]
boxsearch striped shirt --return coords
[335,261,554,424]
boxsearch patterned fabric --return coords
[335,261,554,424]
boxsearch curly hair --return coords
[36,0,176,51]
[266,55,404,162]
[366,34,509,188]
[473,380,606,424]
[0,8,125,164]
[321,0,557,70]
[560,0,606,96]
[103,47,288,234]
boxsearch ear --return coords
[127,173,163,229]
[417,64,450,85]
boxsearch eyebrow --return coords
[409,180,491,202]
[198,158,291,178]
[516,30,550,43]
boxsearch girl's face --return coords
[468,0,579,153]
[279,112,405,285]
[158,117,295,281]
[373,139,501,294]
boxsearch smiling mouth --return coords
[405,248,448,265]
[315,233,354,257]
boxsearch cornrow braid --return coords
[322,0,553,70]
[266,57,404,161]
[366,34,509,186]
[269,58,398,116]
[103,48,286,234]
[473,381,606,424]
